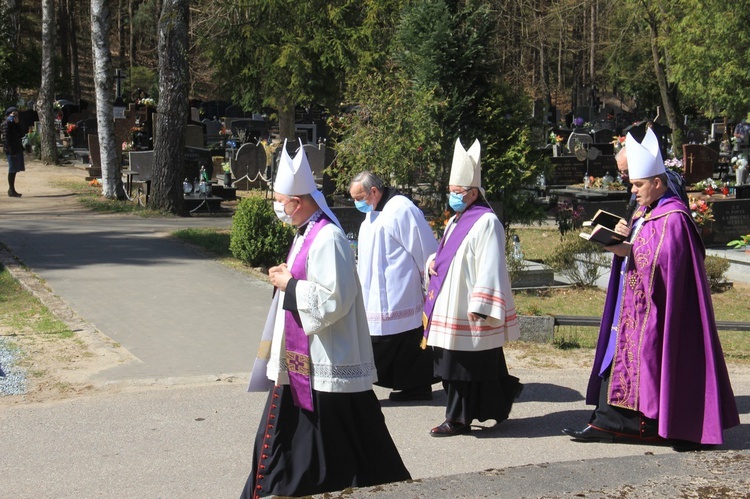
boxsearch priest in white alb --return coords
[423,138,523,437]
[349,171,439,401]
[241,140,410,498]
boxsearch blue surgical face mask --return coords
[448,191,467,212]
[354,199,373,213]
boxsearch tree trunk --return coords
[647,17,682,156]
[149,0,189,214]
[58,0,71,92]
[37,0,58,165]
[91,0,123,199]
[277,96,295,143]
[70,0,81,105]
[2,0,20,103]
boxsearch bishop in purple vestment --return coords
[564,129,739,451]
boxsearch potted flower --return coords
[222,161,232,187]
[62,123,76,148]
[689,196,715,243]
[726,234,750,253]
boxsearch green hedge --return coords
[230,197,294,268]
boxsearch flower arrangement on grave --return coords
[726,234,750,249]
[587,175,626,191]
[554,200,586,237]
[611,135,626,153]
[664,157,684,173]
[549,131,564,144]
[141,97,156,108]
[694,178,718,194]
[572,117,584,127]
[65,123,77,136]
[731,154,748,169]
[222,161,231,173]
[122,141,133,152]
[219,127,232,137]
[689,196,714,228]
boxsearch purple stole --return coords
[284,214,331,412]
[422,202,493,343]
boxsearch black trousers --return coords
[590,370,658,437]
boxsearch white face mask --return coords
[273,201,294,225]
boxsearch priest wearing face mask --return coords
[563,129,739,451]
[348,171,438,401]
[242,140,410,498]
[422,138,523,437]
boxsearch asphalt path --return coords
[0,161,748,498]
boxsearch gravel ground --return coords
[0,336,27,396]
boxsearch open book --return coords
[581,209,625,230]
[580,209,627,246]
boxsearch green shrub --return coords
[230,197,294,268]
[546,232,610,287]
[704,255,730,292]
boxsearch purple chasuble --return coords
[285,214,331,412]
[423,202,493,341]
[586,194,739,444]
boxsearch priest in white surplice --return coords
[423,138,523,437]
[242,140,410,498]
[349,171,439,401]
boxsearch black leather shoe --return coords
[562,425,616,443]
[8,190,21,198]
[389,387,432,401]
[430,420,471,437]
[671,439,705,452]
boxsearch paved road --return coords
[1,162,748,498]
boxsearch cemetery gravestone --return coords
[203,119,223,145]
[185,124,204,148]
[705,199,750,246]
[302,143,326,182]
[87,134,102,180]
[683,144,718,184]
[184,147,214,182]
[129,150,154,184]
[231,142,266,190]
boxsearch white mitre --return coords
[626,128,665,179]
[449,138,481,187]
[275,139,341,228]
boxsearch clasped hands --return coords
[269,263,293,291]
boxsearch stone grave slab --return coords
[231,142,266,190]
[184,147,213,182]
[683,144,718,184]
[87,134,101,179]
[705,198,750,246]
[185,124,204,148]
[301,144,326,182]
[128,150,154,194]
[549,155,617,186]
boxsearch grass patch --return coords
[0,267,72,339]
[52,179,166,217]
[172,228,233,258]
[513,226,562,262]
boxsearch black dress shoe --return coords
[388,387,432,401]
[562,425,616,443]
[430,420,471,437]
[671,439,705,452]
[8,190,21,198]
